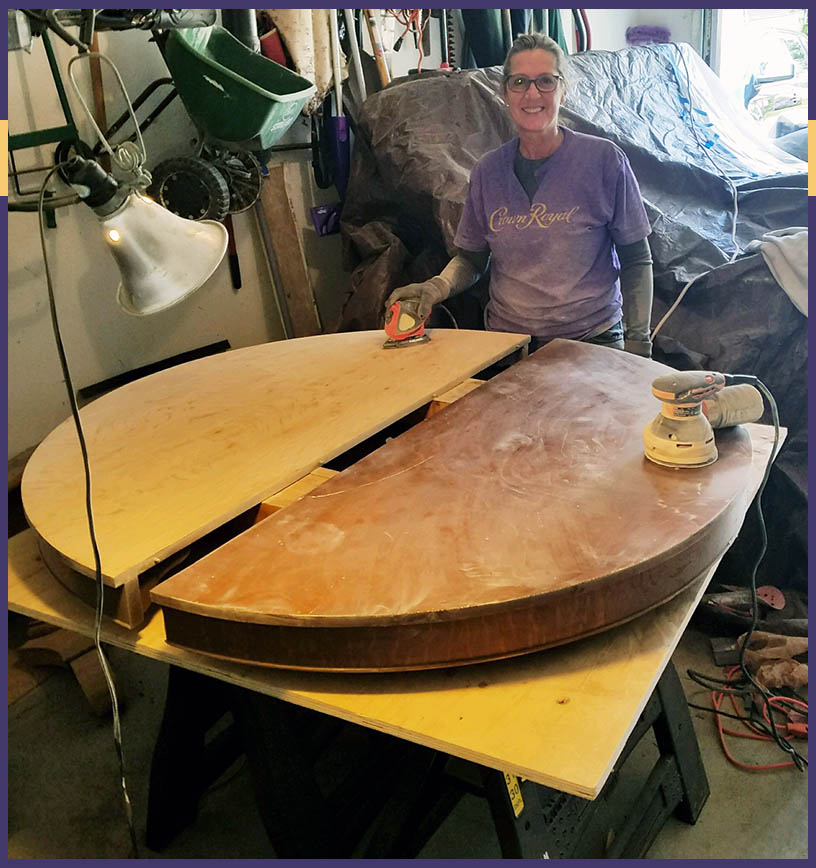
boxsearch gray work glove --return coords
[385,276,450,322]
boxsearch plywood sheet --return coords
[152,340,757,670]
[21,330,528,586]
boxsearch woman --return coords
[386,33,654,357]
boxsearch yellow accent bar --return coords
[1,120,8,197]
[810,121,815,197]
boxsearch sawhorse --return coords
[145,660,708,858]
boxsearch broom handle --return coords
[329,9,343,111]
[364,9,391,86]
[343,8,368,100]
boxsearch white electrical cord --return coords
[67,51,152,188]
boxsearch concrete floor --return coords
[7,618,808,860]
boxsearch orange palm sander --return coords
[383,300,430,349]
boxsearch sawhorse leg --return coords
[145,666,243,851]
[230,686,447,857]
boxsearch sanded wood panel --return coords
[21,330,528,586]
[152,340,757,670]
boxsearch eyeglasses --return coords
[504,73,562,94]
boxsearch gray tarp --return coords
[337,43,808,589]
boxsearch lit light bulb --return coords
[107,229,121,243]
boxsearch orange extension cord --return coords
[712,666,808,771]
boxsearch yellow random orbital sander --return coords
[643,371,764,468]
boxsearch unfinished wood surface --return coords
[8,648,52,706]
[8,445,36,490]
[426,378,485,418]
[6,420,777,798]
[256,467,340,522]
[259,163,321,336]
[69,649,113,716]
[152,340,757,671]
[16,628,94,667]
[21,330,528,590]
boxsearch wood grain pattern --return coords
[426,378,485,418]
[4,424,782,798]
[21,330,528,588]
[255,467,339,522]
[152,340,757,671]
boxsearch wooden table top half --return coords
[7,425,779,799]
[20,330,528,586]
[152,340,757,671]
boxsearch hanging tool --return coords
[438,10,451,70]
[383,300,430,349]
[579,9,592,50]
[501,10,513,53]
[343,9,368,101]
[328,10,350,200]
[643,372,764,468]
[364,9,391,87]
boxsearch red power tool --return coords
[383,299,430,349]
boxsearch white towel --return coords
[746,228,808,317]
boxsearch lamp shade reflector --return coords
[100,193,228,316]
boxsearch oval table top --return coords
[151,339,756,671]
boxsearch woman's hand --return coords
[384,250,489,323]
[385,277,451,322]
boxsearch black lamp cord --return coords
[689,374,806,771]
[38,164,141,855]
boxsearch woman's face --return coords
[503,49,564,137]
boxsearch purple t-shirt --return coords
[454,126,651,340]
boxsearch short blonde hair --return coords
[502,33,568,91]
